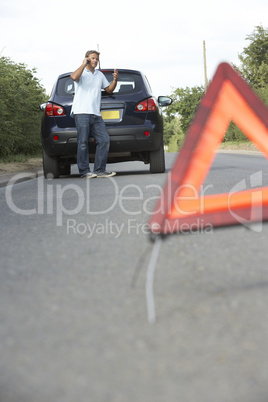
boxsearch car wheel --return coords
[150,139,166,173]
[43,150,60,179]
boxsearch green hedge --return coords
[0,56,47,157]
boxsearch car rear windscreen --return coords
[56,72,143,97]
[101,71,143,95]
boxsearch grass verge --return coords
[165,139,259,153]
[0,153,42,174]
[0,141,261,175]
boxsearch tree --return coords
[235,25,268,89]
[163,26,268,149]
[0,56,47,157]
[163,114,182,147]
[226,25,268,141]
[165,85,205,134]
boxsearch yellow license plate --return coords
[101,110,120,120]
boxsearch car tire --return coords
[43,150,60,179]
[150,139,165,173]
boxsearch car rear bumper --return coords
[42,125,163,157]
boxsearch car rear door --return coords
[100,70,148,127]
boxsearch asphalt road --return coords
[1,152,268,402]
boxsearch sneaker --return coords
[81,172,97,178]
[95,171,116,178]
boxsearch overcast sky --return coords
[0,0,267,96]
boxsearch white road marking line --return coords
[146,237,162,324]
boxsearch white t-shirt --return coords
[71,69,110,116]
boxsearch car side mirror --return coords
[158,96,173,107]
[39,103,47,111]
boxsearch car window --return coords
[56,72,143,97]
[101,72,143,95]
[57,77,75,97]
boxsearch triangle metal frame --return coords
[149,63,268,236]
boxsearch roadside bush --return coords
[163,26,268,148]
[224,122,248,142]
[0,56,47,157]
[165,86,205,135]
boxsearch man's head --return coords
[85,50,100,70]
[85,50,100,58]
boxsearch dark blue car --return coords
[40,69,172,178]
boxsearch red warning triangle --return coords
[149,62,268,235]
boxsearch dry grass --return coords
[0,158,42,174]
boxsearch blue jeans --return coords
[74,114,110,175]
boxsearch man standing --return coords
[71,50,118,178]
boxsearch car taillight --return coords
[45,103,66,117]
[135,97,157,112]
